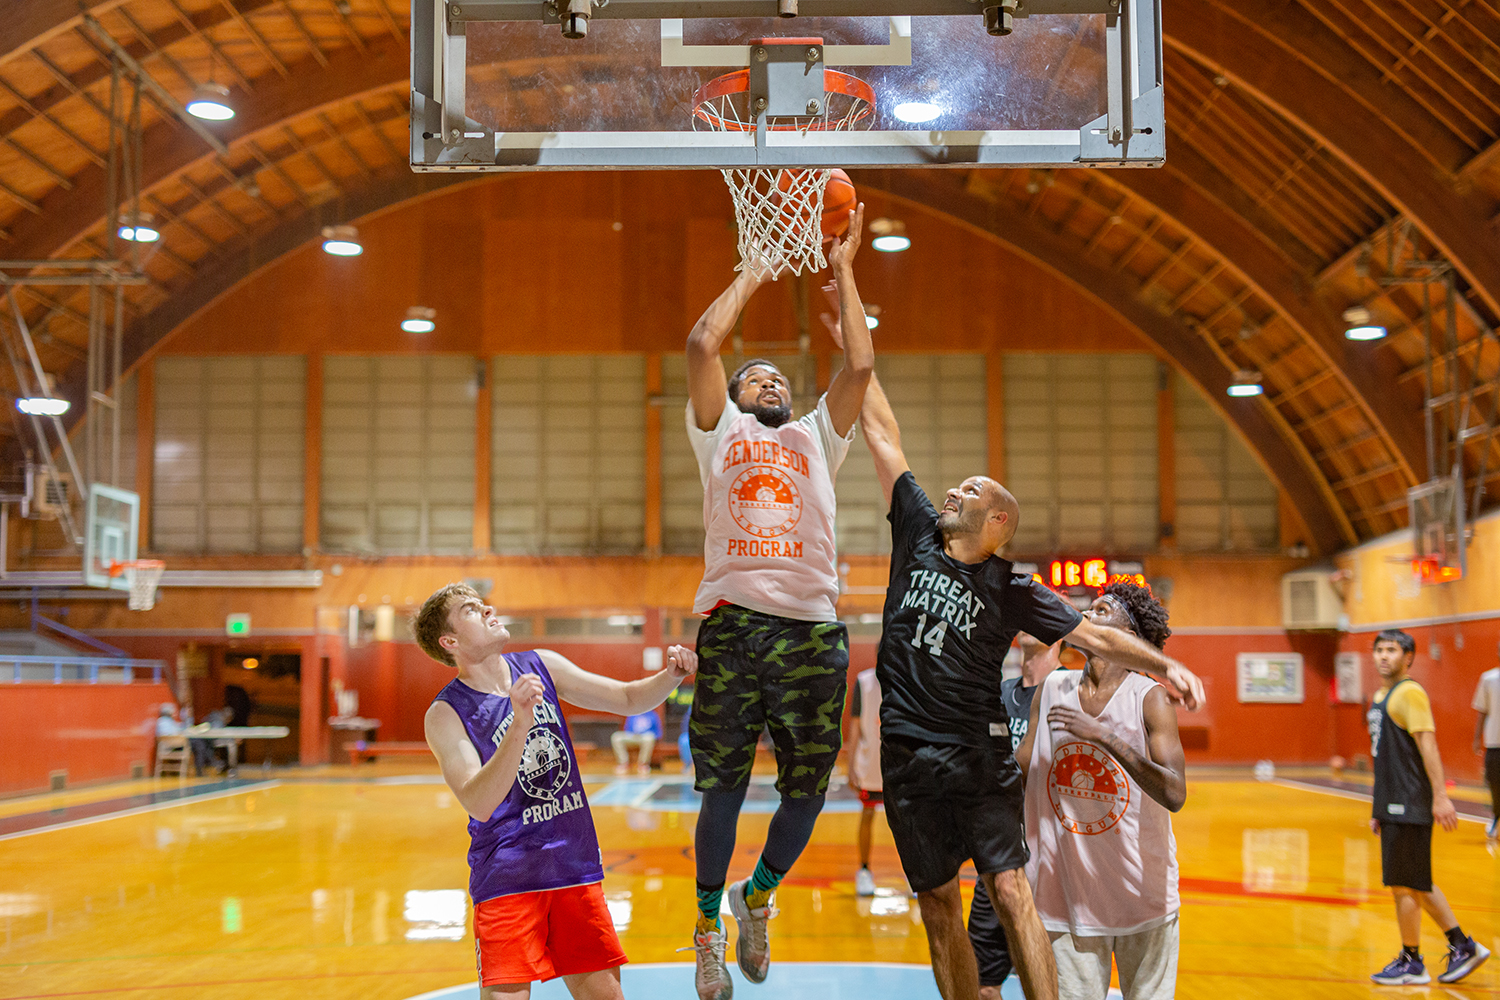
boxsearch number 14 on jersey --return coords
[911,613,948,657]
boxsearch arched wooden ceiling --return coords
[0,0,1497,554]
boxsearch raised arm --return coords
[859,373,911,506]
[822,204,874,436]
[424,673,544,822]
[686,267,771,431]
[539,646,697,716]
[1064,616,1206,711]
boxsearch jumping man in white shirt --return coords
[683,206,873,1000]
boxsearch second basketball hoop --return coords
[693,37,874,276]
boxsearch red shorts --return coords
[473,882,627,985]
[858,787,884,807]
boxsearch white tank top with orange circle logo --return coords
[1024,668,1179,936]
[687,394,853,622]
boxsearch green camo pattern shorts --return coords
[690,604,849,797]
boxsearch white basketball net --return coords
[693,66,873,277]
[722,167,833,277]
[123,560,165,611]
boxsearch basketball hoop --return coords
[693,41,875,277]
[109,559,166,611]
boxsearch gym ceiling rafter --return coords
[0,0,1494,554]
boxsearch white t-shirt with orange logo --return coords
[687,394,854,622]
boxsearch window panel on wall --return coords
[1003,353,1159,555]
[491,356,645,555]
[152,357,305,553]
[1173,375,1279,551]
[834,355,988,556]
[321,356,475,555]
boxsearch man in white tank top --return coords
[1016,582,1187,1000]
[683,210,874,1000]
[846,668,885,896]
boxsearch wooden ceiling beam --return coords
[0,41,409,263]
[1172,0,1500,321]
[1106,162,1428,488]
[0,2,129,72]
[0,2,282,160]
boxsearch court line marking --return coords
[0,780,280,842]
[1275,778,1489,824]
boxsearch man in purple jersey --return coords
[416,583,697,1000]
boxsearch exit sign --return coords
[225,613,251,637]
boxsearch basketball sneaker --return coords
[1438,937,1490,983]
[689,924,733,1000]
[1487,815,1498,840]
[1371,952,1430,985]
[727,878,776,984]
[855,867,876,897]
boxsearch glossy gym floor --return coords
[1,760,1496,1000]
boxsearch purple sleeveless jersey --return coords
[432,650,604,903]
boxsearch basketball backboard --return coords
[411,0,1164,171]
[84,484,139,591]
[1408,476,1465,584]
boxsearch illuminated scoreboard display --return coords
[1013,559,1149,609]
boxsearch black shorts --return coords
[1380,821,1433,892]
[1486,748,1500,807]
[690,604,849,798]
[966,880,1013,987]
[881,735,1028,894]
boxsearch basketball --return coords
[773,169,857,245]
[821,168,856,242]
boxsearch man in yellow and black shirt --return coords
[1367,629,1489,986]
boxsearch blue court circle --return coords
[400,962,1035,999]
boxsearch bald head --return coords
[937,475,1021,556]
[981,477,1020,545]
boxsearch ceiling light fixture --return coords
[865,314,880,330]
[117,212,159,243]
[892,101,942,124]
[16,397,69,416]
[1342,304,1386,341]
[321,225,363,256]
[186,82,234,121]
[401,306,437,334]
[1226,370,1264,397]
[869,218,910,253]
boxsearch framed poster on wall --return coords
[1334,652,1363,704]
[1237,653,1305,703]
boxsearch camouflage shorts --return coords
[690,604,849,798]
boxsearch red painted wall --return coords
[0,683,172,795]
[1336,618,1500,783]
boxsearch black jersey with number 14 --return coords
[876,472,1082,751]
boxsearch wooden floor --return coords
[1,761,1497,1000]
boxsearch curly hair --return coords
[1100,580,1171,650]
[413,582,481,667]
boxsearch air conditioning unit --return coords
[32,469,73,519]
[1281,569,1343,630]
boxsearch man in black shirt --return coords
[970,634,1066,998]
[859,375,1205,1000]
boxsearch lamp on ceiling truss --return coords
[1226,370,1264,397]
[1342,305,1386,341]
[321,225,363,257]
[186,82,234,121]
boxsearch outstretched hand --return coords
[827,202,866,274]
[665,644,698,680]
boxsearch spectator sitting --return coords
[155,703,183,737]
[189,706,236,776]
[613,710,663,776]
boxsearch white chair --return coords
[154,735,190,781]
